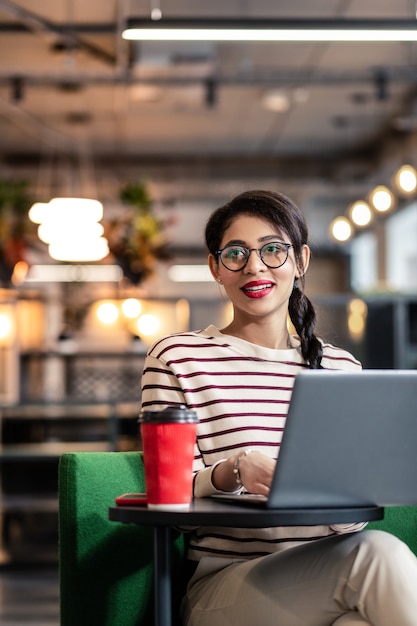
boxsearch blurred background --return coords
[0,1,417,622]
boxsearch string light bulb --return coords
[349,201,373,227]
[330,216,353,242]
[394,164,417,195]
[369,185,395,213]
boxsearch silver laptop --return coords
[212,369,417,509]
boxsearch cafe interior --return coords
[1,0,417,623]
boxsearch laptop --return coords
[212,369,417,509]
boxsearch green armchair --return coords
[59,451,417,626]
[58,451,185,626]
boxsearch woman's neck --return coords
[220,319,293,350]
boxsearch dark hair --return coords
[205,189,323,369]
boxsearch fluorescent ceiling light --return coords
[168,265,213,282]
[122,18,417,42]
[25,264,123,283]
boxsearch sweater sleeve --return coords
[141,353,221,496]
[330,522,368,533]
[141,353,187,409]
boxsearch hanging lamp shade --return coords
[28,202,49,224]
[28,132,109,263]
[48,197,104,221]
[48,236,109,262]
[29,197,109,262]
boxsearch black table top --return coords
[109,498,383,528]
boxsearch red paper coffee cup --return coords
[139,406,198,510]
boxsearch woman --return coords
[140,190,417,625]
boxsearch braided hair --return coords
[205,189,323,369]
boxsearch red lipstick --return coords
[241,280,275,298]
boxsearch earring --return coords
[293,278,299,290]
[217,278,223,284]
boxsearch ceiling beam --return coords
[0,2,115,65]
[0,66,415,88]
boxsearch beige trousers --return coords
[181,530,417,626]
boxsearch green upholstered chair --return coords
[59,451,417,626]
[367,506,417,554]
[58,451,186,626]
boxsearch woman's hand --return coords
[236,451,275,495]
[212,450,276,495]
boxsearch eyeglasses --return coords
[216,241,293,272]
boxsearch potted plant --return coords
[0,178,36,285]
[105,181,171,285]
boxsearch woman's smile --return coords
[241,280,275,298]
[211,215,299,315]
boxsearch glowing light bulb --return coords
[0,313,12,340]
[122,298,142,319]
[136,314,160,336]
[97,302,119,324]
[369,186,394,212]
[395,165,417,194]
[349,201,373,227]
[330,217,353,242]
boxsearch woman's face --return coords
[209,214,310,323]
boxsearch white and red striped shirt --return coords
[141,325,364,561]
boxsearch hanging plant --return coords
[0,178,36,285]
[105,181,172,285]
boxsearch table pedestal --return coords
[154,526,172,626]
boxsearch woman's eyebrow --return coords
[259,234,284,243]
[221,239,244,246]
[222,234,285,247]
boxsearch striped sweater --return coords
[141,324,364,561]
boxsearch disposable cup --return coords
[139,405,198,510]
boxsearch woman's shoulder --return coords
[320,340,362,370]
[147,325,221,357]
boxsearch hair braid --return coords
[289,283,323,369]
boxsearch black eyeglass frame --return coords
[216,241,294,272]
